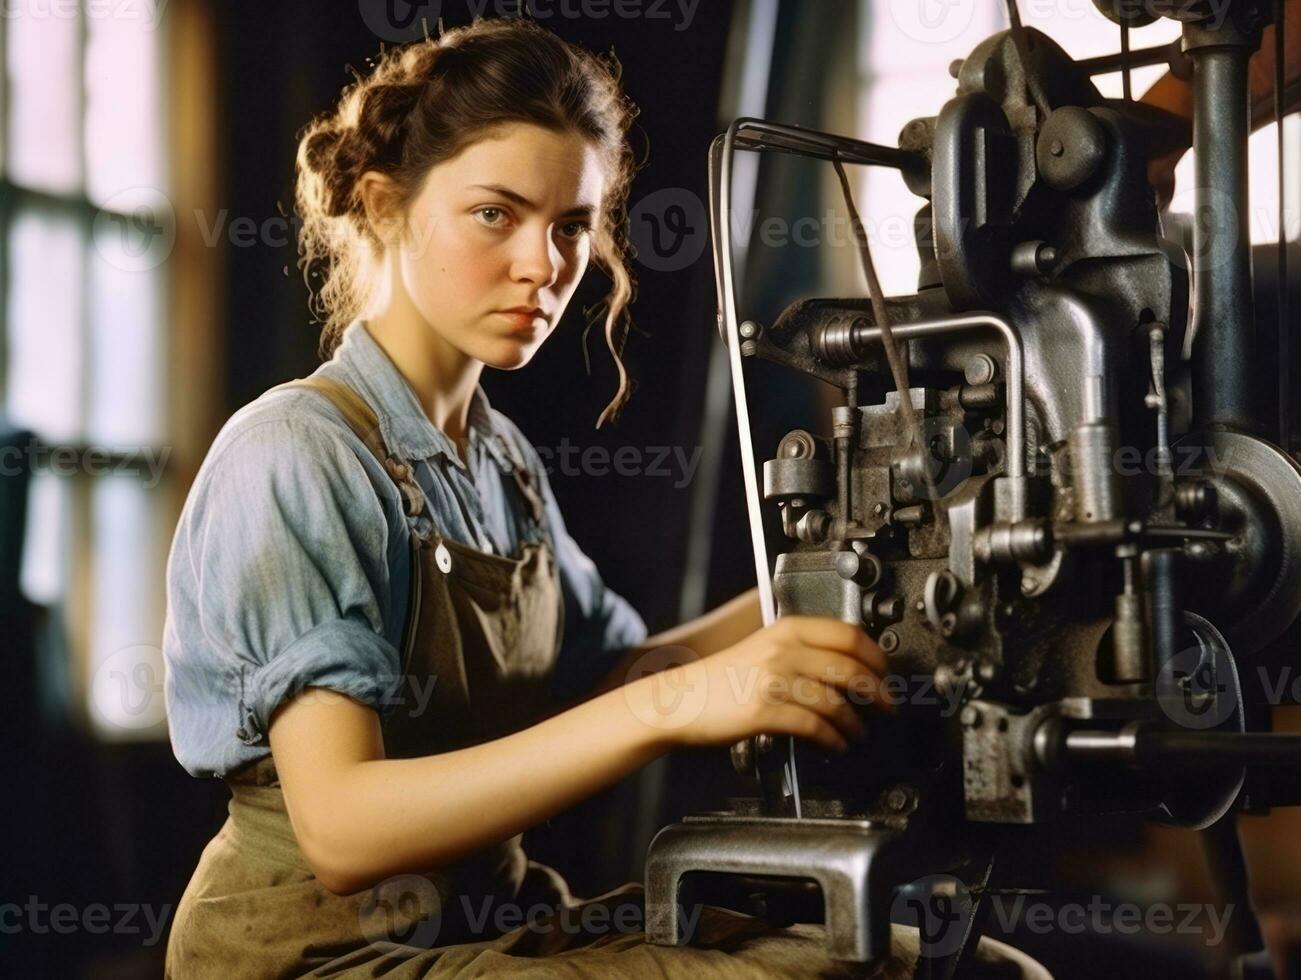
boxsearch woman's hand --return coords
[632,615,894,754]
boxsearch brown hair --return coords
[294,16,641,427]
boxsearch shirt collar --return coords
[328,319,514,472]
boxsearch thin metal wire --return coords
[1121,21,1133,101]
[1276,0,1290,450]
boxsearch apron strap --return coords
[272,376,427,519]
[271,374,426,681]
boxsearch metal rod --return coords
[1064,729,1301,767]
[1004,0,1052,118]
[1143,548,1182,681]
[1276,0,1290,450]
[1187,25,1259,432]
[1121,21,1133,100]
[1079,40,1179,75]
[716,122,776,623]
[730,118,925,174]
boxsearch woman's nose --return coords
[510,226,562,288]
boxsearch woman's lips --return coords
[495,310,546,332]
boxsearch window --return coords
[3,2,173,739]
[1169,115,1301,243]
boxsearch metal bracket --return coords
[645,814,906,963]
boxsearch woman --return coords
[162,17,1048,978]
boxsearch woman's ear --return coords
[356,170,406,249]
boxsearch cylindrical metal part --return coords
[1143,548,1183,681]
[1187,30,1258,432]
[893,504,927,525]
[965,353,997,386]
[1111,592,1147,682]
[973,519,1052,564]
[1060,728,1301,768]
[1137,732,1301,768]
[1061,726,1139,764]
[958,383,1000,410]
[1068,421,1120,523]
[1061,723,1301,770]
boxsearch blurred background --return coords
[1,0,1297,976]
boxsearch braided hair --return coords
[294,17,641,427]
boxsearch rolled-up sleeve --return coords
[163,413,404,777]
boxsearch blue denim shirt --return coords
[162,319,648,778]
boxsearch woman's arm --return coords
[270,613,885,896]
[581,587,764,700]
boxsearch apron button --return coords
[435,542,453,574]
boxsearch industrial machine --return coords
[645,1,1300,975]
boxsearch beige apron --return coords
[165,377,1050,979]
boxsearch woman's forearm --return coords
[646,586,764,658]
[322,588,759,884]
[583,587,764,700]
[296,677,674,894]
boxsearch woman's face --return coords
[394,122,606,370]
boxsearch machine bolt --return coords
[876,595,904,622]
[886,787,910,812]
[964,353,997,386]
[879,629,900,653]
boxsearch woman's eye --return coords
[559,221,592,241]
[473,207,510,228]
